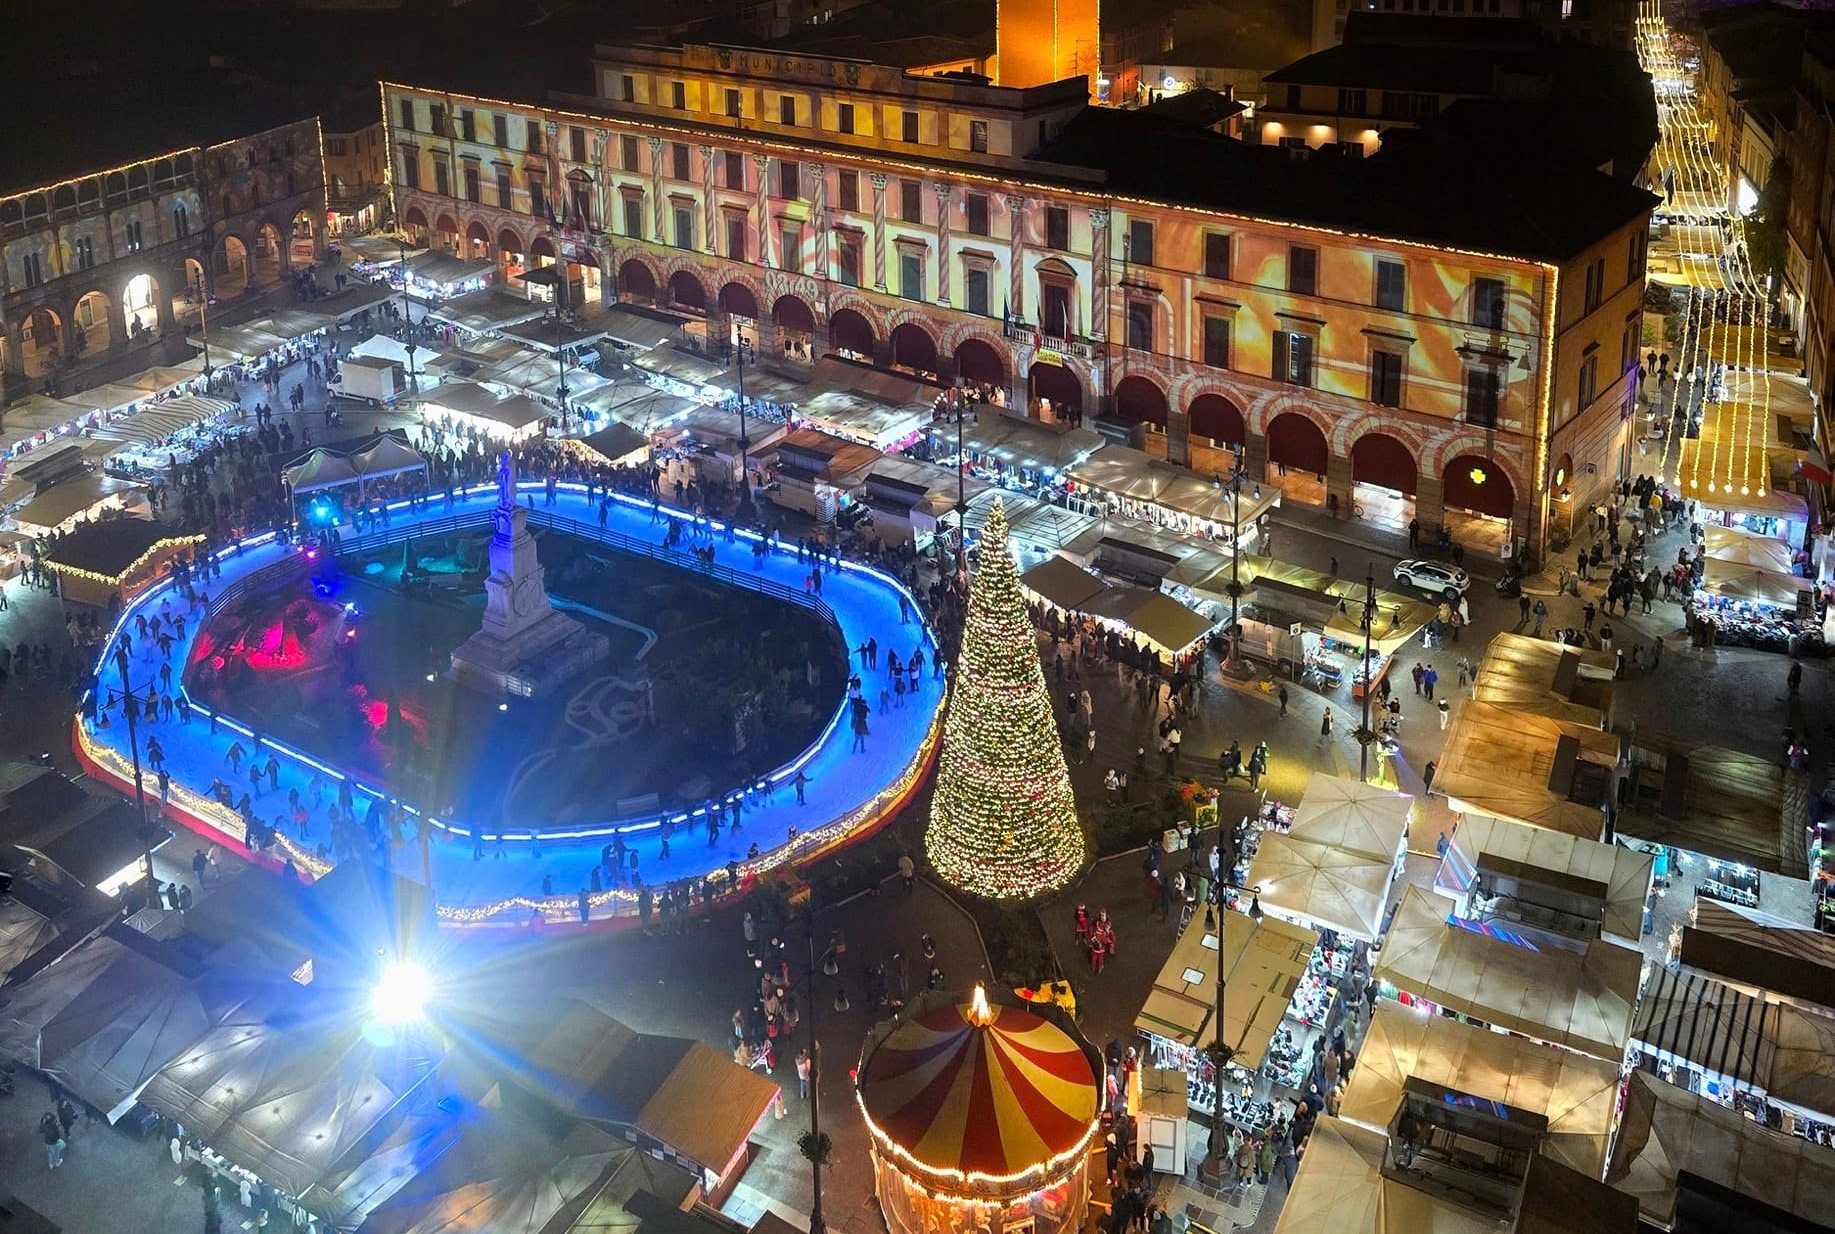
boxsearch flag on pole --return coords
[1797,439,1832,487]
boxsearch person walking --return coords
[1518,593,1532,626]
[1411,661,1425,696]
[1532,598,1548,637]
[1277,683,1289,716]
[1788,660,1803,694]
[1423,759,1437,794]
[1599,621,1614,654]
[1422,665,1438,700]
[1319,709,1334,743]
[39,1110,64,1169]
[796,1048,812,1099]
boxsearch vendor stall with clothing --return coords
[1434,812,1655,946]
[1690,556,1820,654]
[927,410,1105,495]
[1065,445,1281,547]
[398,249,494,301]
[416,381,548,442]
[1227,557,1434,698]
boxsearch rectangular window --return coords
[970,119,989,153]
[1583,257,1604,313]
[460,110,475,142]
[1202,316,1231,368]
[570,126,586,162]
[494,114,509,147]
[1621,322,1637,374]
[1628,229,1646,283]
[1578,354,1600,405]
[1465,367,1501,426]
[899,250,924,300]
[429,103,446,136]
[965,192,989,237]
[671,143,689,180]
[571,182,591,227]
[726,88,743,118]
[1338,88,1367,115]
[497,169,513,208]
[1274,330,1315,386]
[672,205,693,249]
[726,215,748,262]
[464,165,480,202]
[901,110,919,143]
[1126,301,1154,351]
[900,179,922,223]
[621,135,640,171]
[1045,205,1069,251]
[838,170,859,212]
[1127,218,1155,267]
[400,151,420,189]
[528,179,547,218]
[1288,245,1318,295]
[398,98,414,131]
[525,120,543,153]
[1203,232,1231,280]
[173,205,189,237]
[1375,258,1406,311]
[22,251,43,287]
[1286,84,1302,109]
[1472,276,1506,328]
[965,266,990,316]
[432,161,450,197]
[1370,350,1403,407]
[778,160,800,200]
[620,74,636,102]
[1042,283,1071,337]
[671,81,687,110]
[780,225,800,273]
[838,102,855,134]
[623,195,643,238]
[725,151,744,189]
[779,96,797,126]
[837,235,861,287]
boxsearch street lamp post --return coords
[1356,567,1378,782]
[803,915,828,1234]
[112,642,158,907]
[956,396,970,575]
[733,324,753,519]
[1200,804,1262,1187]
[1216,446,1259,678]
[399,233,418,392]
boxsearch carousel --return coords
[857,986,1102,1234]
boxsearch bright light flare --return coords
[372,960,433,1023]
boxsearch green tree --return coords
[1745,157,1790,283]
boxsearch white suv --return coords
[1394,559,1470,600]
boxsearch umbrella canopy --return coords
[1699,559,1808,609]
[1246,833,1396,942]
[1703,524,1793,573]
[858,995,1100,1183]
[1289,774,1413,861]
[283,448,362,494]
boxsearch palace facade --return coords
[385,41,1655,553]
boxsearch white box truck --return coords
[328,355,406,407]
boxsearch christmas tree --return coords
[927,498,1086,898]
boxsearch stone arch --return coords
[1424,431,1523,484]
[889,320,940,372]
[1247,391,1331,441]
[401,205,429,242]
[120,271,161,339]
[20,306,63,377]
[1113,373,1169,427]
[666,268,707,311]
[465,220,491,261]
[718,279,761,320]
[433,212,460,252]
[216,234,253,297]
[289,207,318,258]
[1349,431,1418,496]
[498,226,529,261]
[1027,359,1084,414]
[828,307,876,357]
[1266,410,1329,475]
[954,336,1007,387]
[771,293,815,335]
[1186,391,1246,447]
[826,290,888,338]
[1443,453,1517,519]
[71,289,113,354]
[252,220,287,285]
[618,257,659,300]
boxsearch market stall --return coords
[1372,886,1644,1062]
[0,895,56,984]
[1079,586,1217,658]
[416,382,548,442]
[1704,523,1796,573]
[1288,774,1413,861]
[1470,633,1616,726]
[797,386,932,453]
[11,472,147,535]
[1691,557,1819,654]
[858,989,1101,1234]
[44,521,203,606]
[1271,1116,1511,1234]
[1021,556,1107,613]
[854,456,986,550]
[1430,702,1620,841]
[1338,1001,1623,1180]
[576,420,651,468]
[399,249,494,300]
[931,410,1105,490]
[426,288,547,335]
[1607,1072,1835,1231]
[1133,906,1319,1119]
[1221,557,1434,697]
[767,427,881,521]
[1681,897,1835,1008]
[1066,444,1281,546]
[1246,833,1397,944]
[654,405,789,491]
[1434,812,1654,946]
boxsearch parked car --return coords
[1394,559,1470,600]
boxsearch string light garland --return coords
[926,498,1086,900]
[47,533,206,589]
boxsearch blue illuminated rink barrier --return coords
[75,481,946,926]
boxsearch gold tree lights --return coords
[926,499,1086,899]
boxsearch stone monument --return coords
[450,451,609,696]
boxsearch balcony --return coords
[1002,318,1094,360]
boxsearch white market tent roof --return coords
[352,434,428,480]
[947,411,1106,475]
[1289,773,1414,861]
[1441,814,1654,947]
[1339,1001,1622,1180]
[12,473,143,532]
[1699,557,1809,609]
[1607,1072,1835,1231]
[1134,909,1318,1067]
[1703,523,1794,573]
[81,382,163,415]
[282,448,361,494]
[1273,1116,1510,1234]
[88,396,238,447]
[348,333,419,368]
[1020,555,1107,612]
[1431,702,1617,840]
[0,935,138,1061]
[427,288,546,334]
[1372,887,1643,1062]
[1247,833,1398,942]
[796,386,931,451]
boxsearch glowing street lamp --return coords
[371,960,433,1024]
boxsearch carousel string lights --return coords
[926,498,1086,899]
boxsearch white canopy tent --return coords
[1133,909,1319,1068]
[1246,833,1398,943]
[1703,523,1794,573]
[1372,887,1643,1062]
[1289,774,1414,861]
[1272,1116,1511,1234]
[352,435,428,482]
[282,449,361,494]
[1438,813,1654,947]
[87,396,238,447]
[1339,1002,1622,1180]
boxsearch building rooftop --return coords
[1265,13,1554,91]
[1142,87,1248,129]
[1701,3,1835,90]
[1033,105,1658,261]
